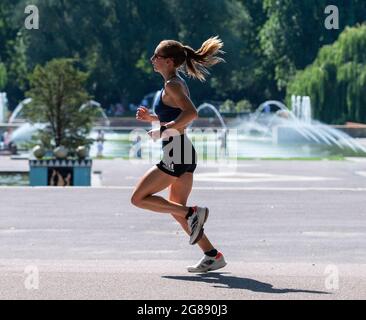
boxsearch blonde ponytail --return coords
[183,36,225,81]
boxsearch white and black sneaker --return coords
[187,206,209,245]
[187,252,227,273]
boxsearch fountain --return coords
[8,99,110,146]
[5,94,366,160]
[189,103,231,161]
[80,100,110,127]
[8,98,32,123]
[292,95,312,123]
[253,100,290,120]
[195,103,227,131]
[90,98,366,159]
[9,122,48,145]
[237,99,366,157]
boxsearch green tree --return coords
[5,32,29,99]
[23,58,98,152]
[236,0,281,105]
[260,0,366,91]
[166,0,255,103]
[20,0,175,105]
[220,99,252,113]
[0,62,6,90]
[220,99,236,113]
[0,1,24,105]
[21,0,259,106]
[0,1,21,60]
[7,0,275,109]
[4,0,365,114]
[235,99,252,113]
[287,25,366,124]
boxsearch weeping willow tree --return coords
[287,25,366,124]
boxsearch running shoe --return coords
[187,252,227,273]
[187,206,209,245]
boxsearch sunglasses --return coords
[152,53,170,60]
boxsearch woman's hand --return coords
[148,127,177,141]
[147,128,161,141]
[136,106,153,122]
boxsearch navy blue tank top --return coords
[154,89,182,122]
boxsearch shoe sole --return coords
[187,261,227,273]
[207,261,227,272]
[190,208,209,245]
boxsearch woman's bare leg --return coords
[131,166,190,218]
[169,172,215,253]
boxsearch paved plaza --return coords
[0,155,366,299]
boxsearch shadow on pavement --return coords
[162,273,330,295]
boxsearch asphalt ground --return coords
[0,157,366,299]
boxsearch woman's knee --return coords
[131,192,148,207]
[130,194,139,207]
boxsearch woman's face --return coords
[150,45,173,73]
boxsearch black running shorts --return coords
[156,134,197,177]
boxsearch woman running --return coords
[131,36,226,273]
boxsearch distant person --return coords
[3,130,10,148]
[97,129,105,142]
[97,141,104,157]
[107,104,114,116]
[108,104,116,116]
[96,130,105,157]
[115,103,125,116]
[132,37,227,273]
[8,142,18,155]
[263,104,271,113]
[0,134,4,150]
[219,129,227,157]
[134,135,142,159]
